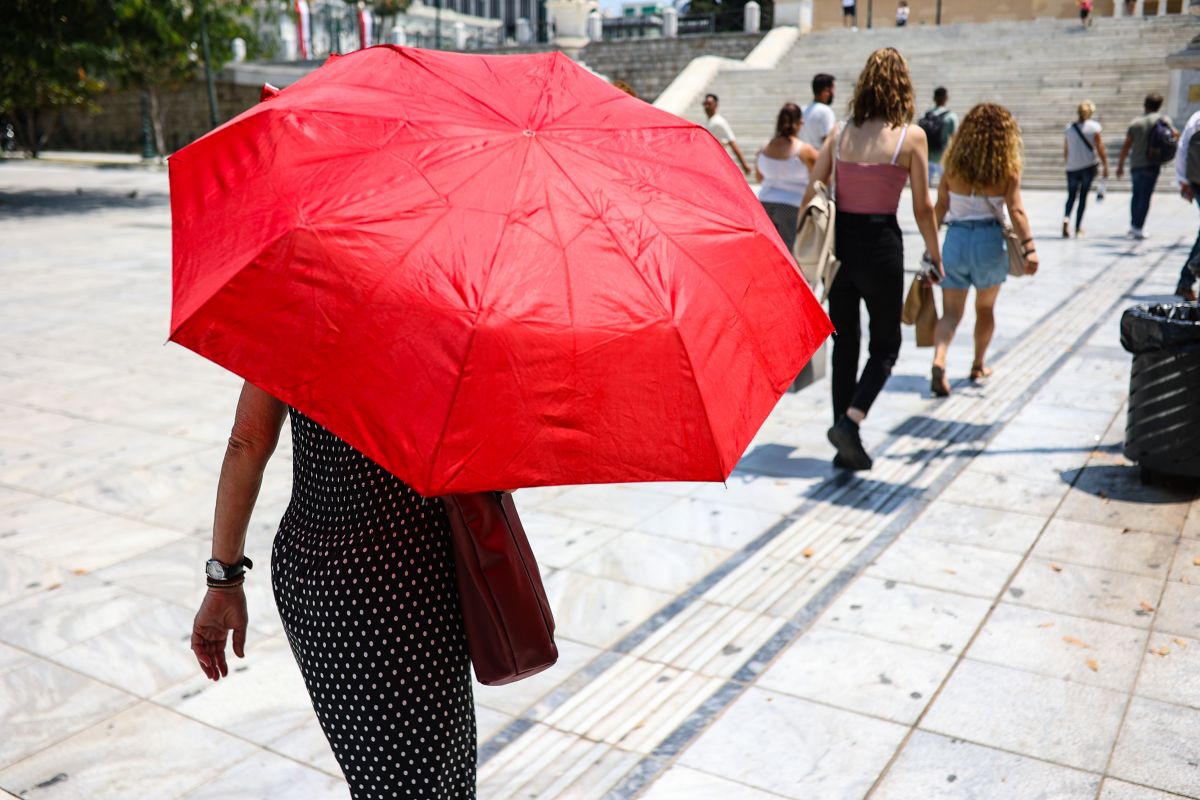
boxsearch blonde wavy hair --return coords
[1077,100,1095,121]
[942,103,1023,190]
[848,48,915,128]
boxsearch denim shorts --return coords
[941,219,1008,291]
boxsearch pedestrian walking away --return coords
[843,0,858,28]
[896,0,910,25]
[1174,107,1200,301]
[801,74,838,150]
[930,103,1038,398]
[192,387,478,799]
[1063,100,1108,238]
[1117,92,1178,239]
[756,103,820,252]
[1078,0,1093,27]
[176,48,833,800]
[703,93,752,176]
[802,47,942,471]
[919,87,957,187]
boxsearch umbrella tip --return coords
[260,83,281,102]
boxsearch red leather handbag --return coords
[441,491,558,685]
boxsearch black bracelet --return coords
[1020,237,1034,245]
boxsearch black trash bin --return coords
[1120,303,1200,481]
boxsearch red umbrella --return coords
[169,46,831,496]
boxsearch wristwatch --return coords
[205,556,253,582]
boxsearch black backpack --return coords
[1146,116,1178,165]
[918,108,950,151]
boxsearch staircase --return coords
[690,17,1199,190]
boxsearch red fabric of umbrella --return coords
[170,46,832,496]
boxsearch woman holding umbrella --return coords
[178,47,830,798]
[191,383,477,797]
[802,47,942,470]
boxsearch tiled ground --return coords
[1,159,1198,799]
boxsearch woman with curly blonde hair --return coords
[930,102,1038,397]
[802,47,942,470]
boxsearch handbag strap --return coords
[983,194,1008,228]
[1071,122,1095,154]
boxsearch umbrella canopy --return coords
[170,46,831,496]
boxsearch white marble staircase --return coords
[683,16,1200,190]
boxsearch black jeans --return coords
[1130,165,1160,231]
[828,211,904,422]
[1065,165,1097,229]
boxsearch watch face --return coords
[205,560,226,580]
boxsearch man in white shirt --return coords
[702,93,751,176]
[1174,108,1200,301]
[800,74,837,151]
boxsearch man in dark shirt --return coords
[1116,93,1177,240]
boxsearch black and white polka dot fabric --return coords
[272,409,477,799]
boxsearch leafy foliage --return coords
[0,1,115,156]
[0,0,255,156]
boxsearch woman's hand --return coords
[191,587,249,681]
[921,251,944,285]
[1024,250,1040,276]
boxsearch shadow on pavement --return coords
[735,443,834,479]
[0,188,169,218]
[889,415,995,443]
[1061,464,1200,503]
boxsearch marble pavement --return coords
[1,159,1198,799]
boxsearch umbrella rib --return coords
[539,136,786,444]
[395,48,525,130]
[539,140,783,384]
[532,142,675,319]
[533,141,728,479]
[541,137,761,231]
[424,138,538,493]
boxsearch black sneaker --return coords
[827,417,873,471]
[832,453,856,470]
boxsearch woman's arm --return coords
[191,381,287,681]
[1063,135,1069,166]
[800,131,837,207]
[754,145,764,183]
[1005,175,1039,275]
[934,174,950,228]
[212,382,287,563]
[907,126,943,277]
[1116,133,1133,178]
[1095,131,1108,177]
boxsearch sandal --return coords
[970,363,993,382]
[931,365,950,397]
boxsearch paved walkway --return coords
[1,161,1198,799]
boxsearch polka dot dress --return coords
[272,409,477,799]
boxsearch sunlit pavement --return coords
[1,160,1198,799]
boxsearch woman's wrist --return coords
[207,576,246,591]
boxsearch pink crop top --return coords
[834,124,910,215]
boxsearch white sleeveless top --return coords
[945,191,1006,223]
[757,151,810,208]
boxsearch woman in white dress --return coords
[756,103,819,253]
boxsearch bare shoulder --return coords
[905,122,928,147]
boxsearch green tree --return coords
[0,1,115,157]
[112,0,255,159]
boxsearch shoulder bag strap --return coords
[1071,122,1094,153]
